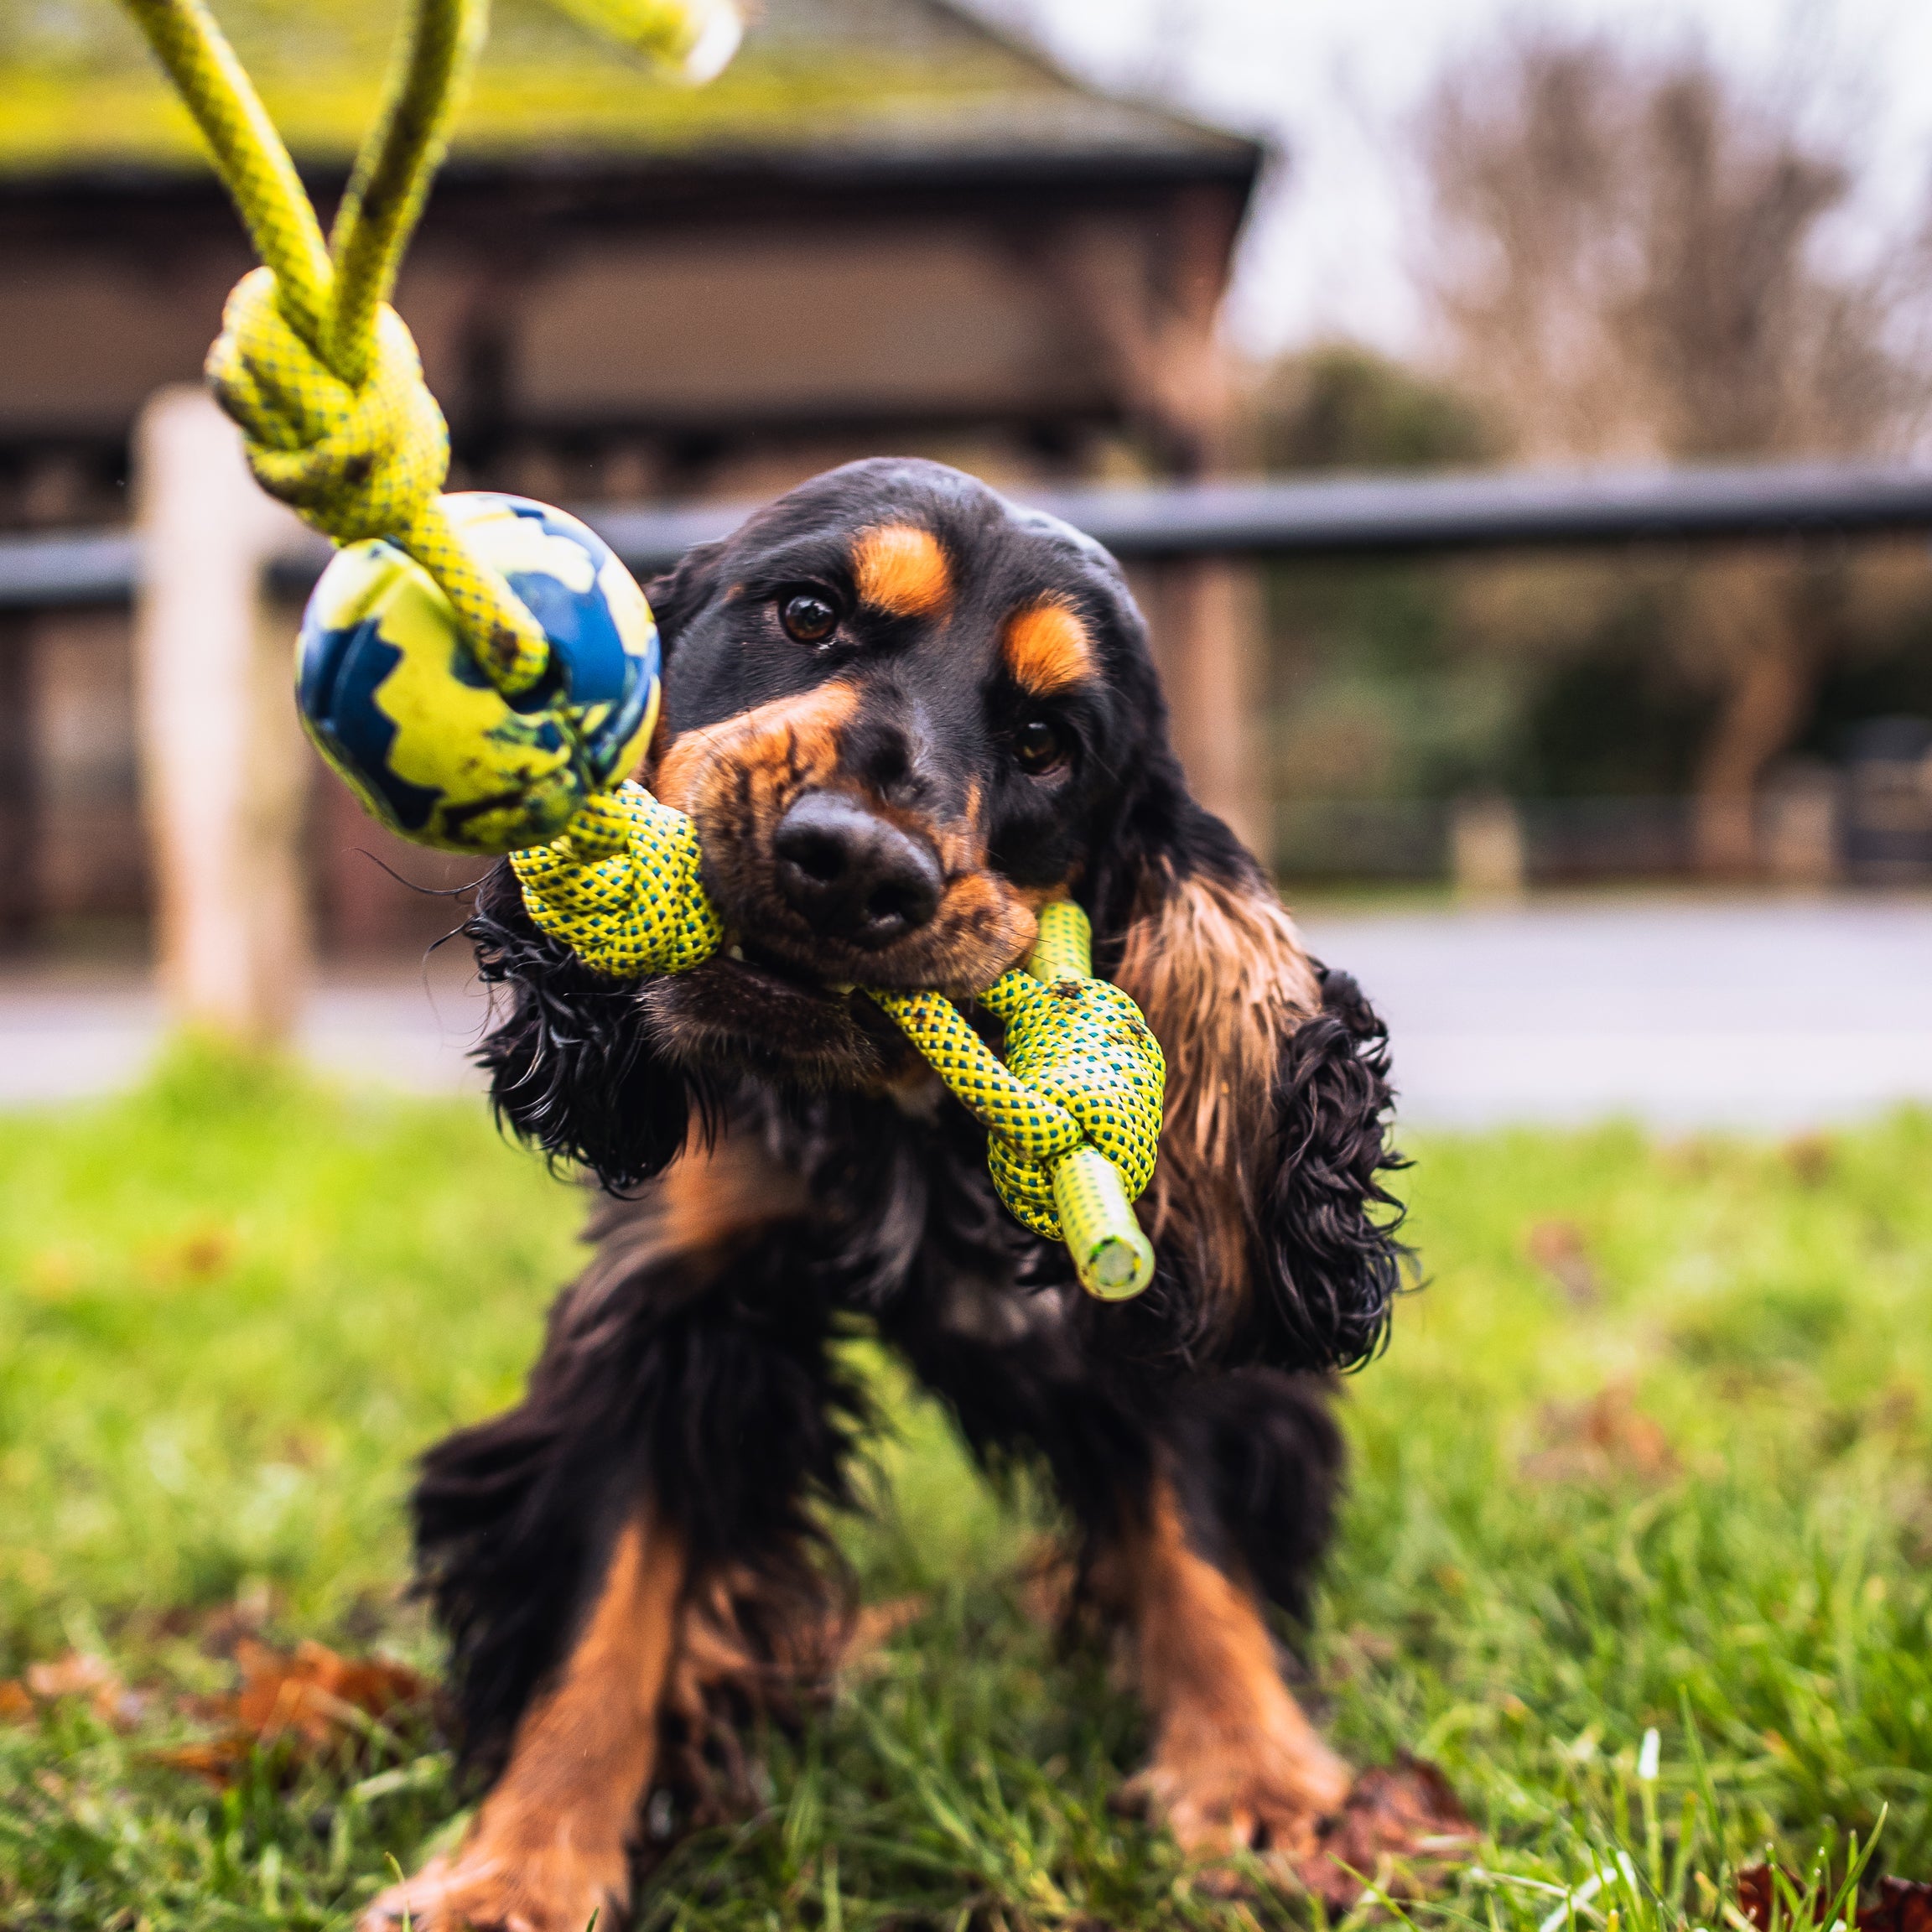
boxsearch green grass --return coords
[2,1041,1929,1927]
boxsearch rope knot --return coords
[975,969,1165,1240]
[205,266,449,546]
[866,951,1164,1249]
[510,782,725,979]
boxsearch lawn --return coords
[2,1041,1929,1928]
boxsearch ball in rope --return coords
[297,493,661,854]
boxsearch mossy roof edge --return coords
[0,0,1260,179]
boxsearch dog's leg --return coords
[361,1504,683,1932]
[1098,1470,1350,1860]
[368,1130,855,1930]
[886,1291,1349,1861]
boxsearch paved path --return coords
[3,896,1928,1130]
[1298,895,1932,1130]
[0,951,492,1105]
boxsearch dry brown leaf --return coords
[1737,1864,1838,1932]
[20,1650,145,1727]
[1527,1218,1600,1306]
[142,1225,236,1286]
[1780,1134,1836,1187]
[839,1597,928,1671]
[1524,1383,1679,1485]
[1291,1756,1479,1910]
[1736,1867,1932,1932]
[153,1736,255,1784]
[231,1638,430,1747]
[1859,1878,1932,1932]
[1738,1863,1800,1929]
[1662,1138,1718,1181]
[157,1639,433,1787]
[24,1651,117,1702]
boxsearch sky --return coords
[966,0,1932,364]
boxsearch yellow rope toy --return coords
[122,0,1161,1300]
[864,902,1163,1294]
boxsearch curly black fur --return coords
[1247,964,1408,1373]
[470,861,715,1190]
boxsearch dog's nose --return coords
[773,791,943,948]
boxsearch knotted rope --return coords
[127,0,554,693]
[518,823,1160,1293]
[122,0,1162,1299]
[870,904,1162,1296]
[512,784,724,979]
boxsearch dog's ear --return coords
[645,538,727,657]
[1095,798,1404,1369]
[467,860,713,1192]
[1258,957,1407,1368]
[472,539,730,1188]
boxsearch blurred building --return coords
[0,0,1260,953]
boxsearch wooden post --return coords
[132,386,312,1043]
[1130,558,1267,856]
[1034,193,1267,859]
[0,614,35,949]
[1450,793,1527,900]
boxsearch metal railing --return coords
[1275,796,1706,885]
[8,457,1932,608]
[0,529,140,608]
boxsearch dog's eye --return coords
[1013,718,1065,775]
[779,590,839,646]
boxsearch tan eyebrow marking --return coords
[1002,599,1096,696]
[851,524,952,619]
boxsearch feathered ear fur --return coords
[644,538,727,658]
[468,860,712,1192]
[1100,805,1404,1370]
[465,540,736,1189]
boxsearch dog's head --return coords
[631,458,1167,1081]
[477,457,1403,1368]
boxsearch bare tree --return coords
[1415,29,1929,870]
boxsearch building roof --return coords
[0,0,1259,184]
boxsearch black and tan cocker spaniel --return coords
[366,457,1405,1932]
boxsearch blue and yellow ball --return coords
[296,493,661,855]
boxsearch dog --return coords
[365,457,1405,1932]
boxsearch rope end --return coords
[1052,1145,1156,1301]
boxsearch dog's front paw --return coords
[359,1835,629,1932]
[1124,1700,1353,1860]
